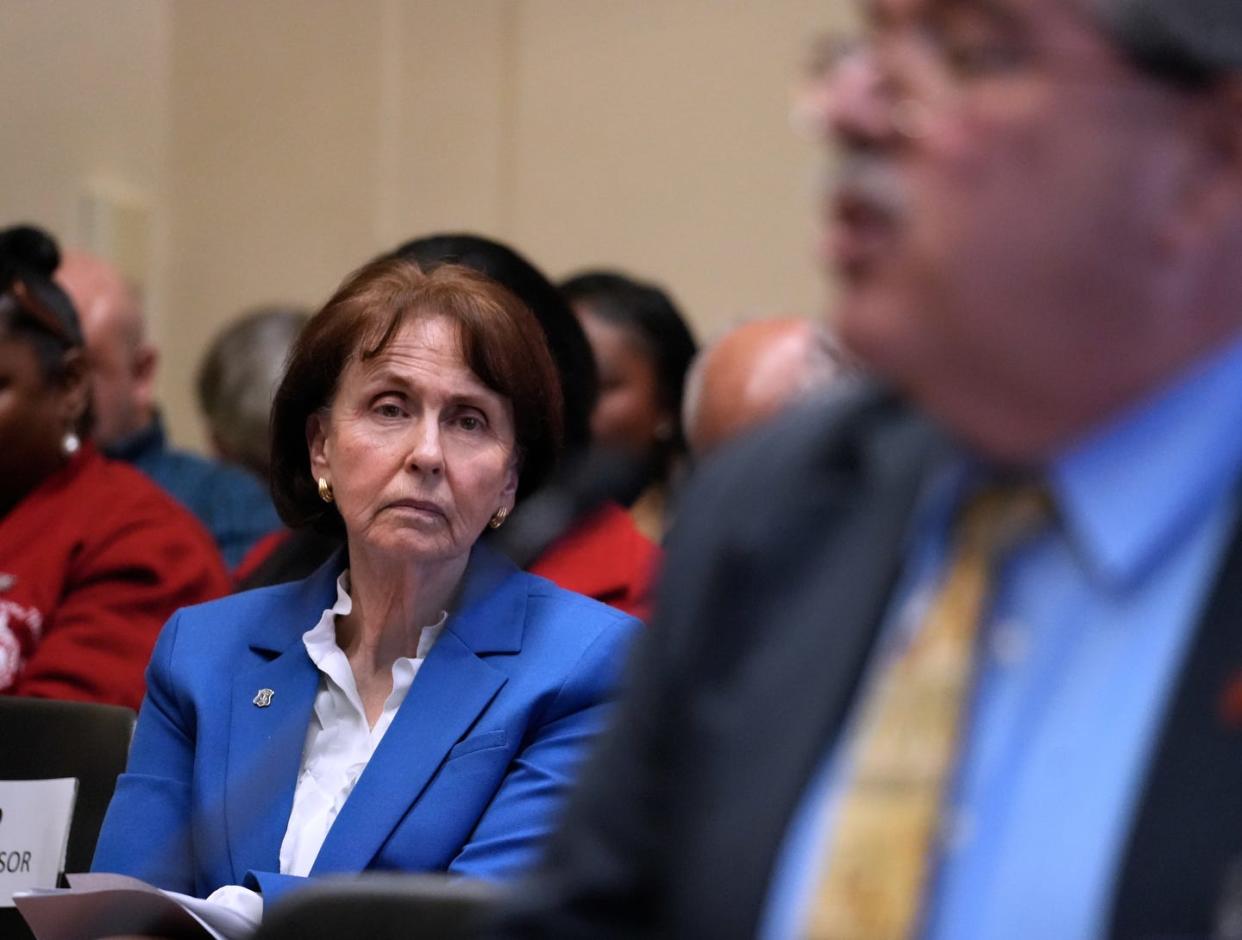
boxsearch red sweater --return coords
[530,501,660,623]
[0,445,231,708]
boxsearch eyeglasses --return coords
[792,9,1204,147]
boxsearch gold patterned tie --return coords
[804,484,1049,940]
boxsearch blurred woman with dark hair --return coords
[93,256,638,922]
[561,270,698,541]
[0,225,228,708]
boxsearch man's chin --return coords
[831,287,915,377]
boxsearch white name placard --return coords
[0,778,77,907]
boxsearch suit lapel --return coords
[623,390,943,935]
[224,557,342,883]
[310,631,508,873]
[1109,507,1242,938]
[310,544,523,874]
[695,396,949,937]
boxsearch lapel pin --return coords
[0,574,14,592]
[253,688,275,708]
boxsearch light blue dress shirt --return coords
[762,336,1242,940]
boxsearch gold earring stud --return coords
[317,477,334,503]
[488,506,509,529]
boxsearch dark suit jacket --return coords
[500,386,1242,939]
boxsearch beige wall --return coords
[163,0,393,444]
[1,0,170,236]
[506,0,832,324]
[1,0,172,340]
[2,0,847,451]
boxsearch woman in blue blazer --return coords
[92,257,639,913]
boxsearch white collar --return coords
[302,570,448,669]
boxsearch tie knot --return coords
[957,482,1051,558]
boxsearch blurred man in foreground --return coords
[681,316,848,458]
[504,1,1242,937]
[57,253,281,567]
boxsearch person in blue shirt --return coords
[499,1,1242,938]
[56,251,280,568]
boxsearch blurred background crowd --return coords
[5,0,842,458]
[2,0,853,709]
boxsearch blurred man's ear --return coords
[132,343,159,410]
[1143,80,1242,270]
[1176,78,1242,239]
[1206,78,1242,161]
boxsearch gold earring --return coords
[317,477,334,503]
[488,506,509,529]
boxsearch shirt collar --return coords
[104,412,166,463]
[302,570,448,669]
[1050,335,1242,588]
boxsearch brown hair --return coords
[270,257,564,535]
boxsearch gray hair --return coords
[197,304,310,479]
[1091,0,1242,83]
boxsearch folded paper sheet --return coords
[15,872,258,940]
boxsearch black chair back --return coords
[255,874,503,940]
[0,696,135,940]
[0,697,136,873]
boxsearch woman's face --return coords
[308,316,518,569]
[0,334,77,514]
[575,304,670,459]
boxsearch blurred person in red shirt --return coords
[0,225,229,708]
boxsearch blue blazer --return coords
[92,543,639,904]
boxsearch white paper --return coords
[15,873,259,940]
[0,778,77,907]
[162,888,260,939]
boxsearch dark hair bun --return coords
[0,225,83,350]
[0,225,62,283]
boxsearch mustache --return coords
[824,150,910,225]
